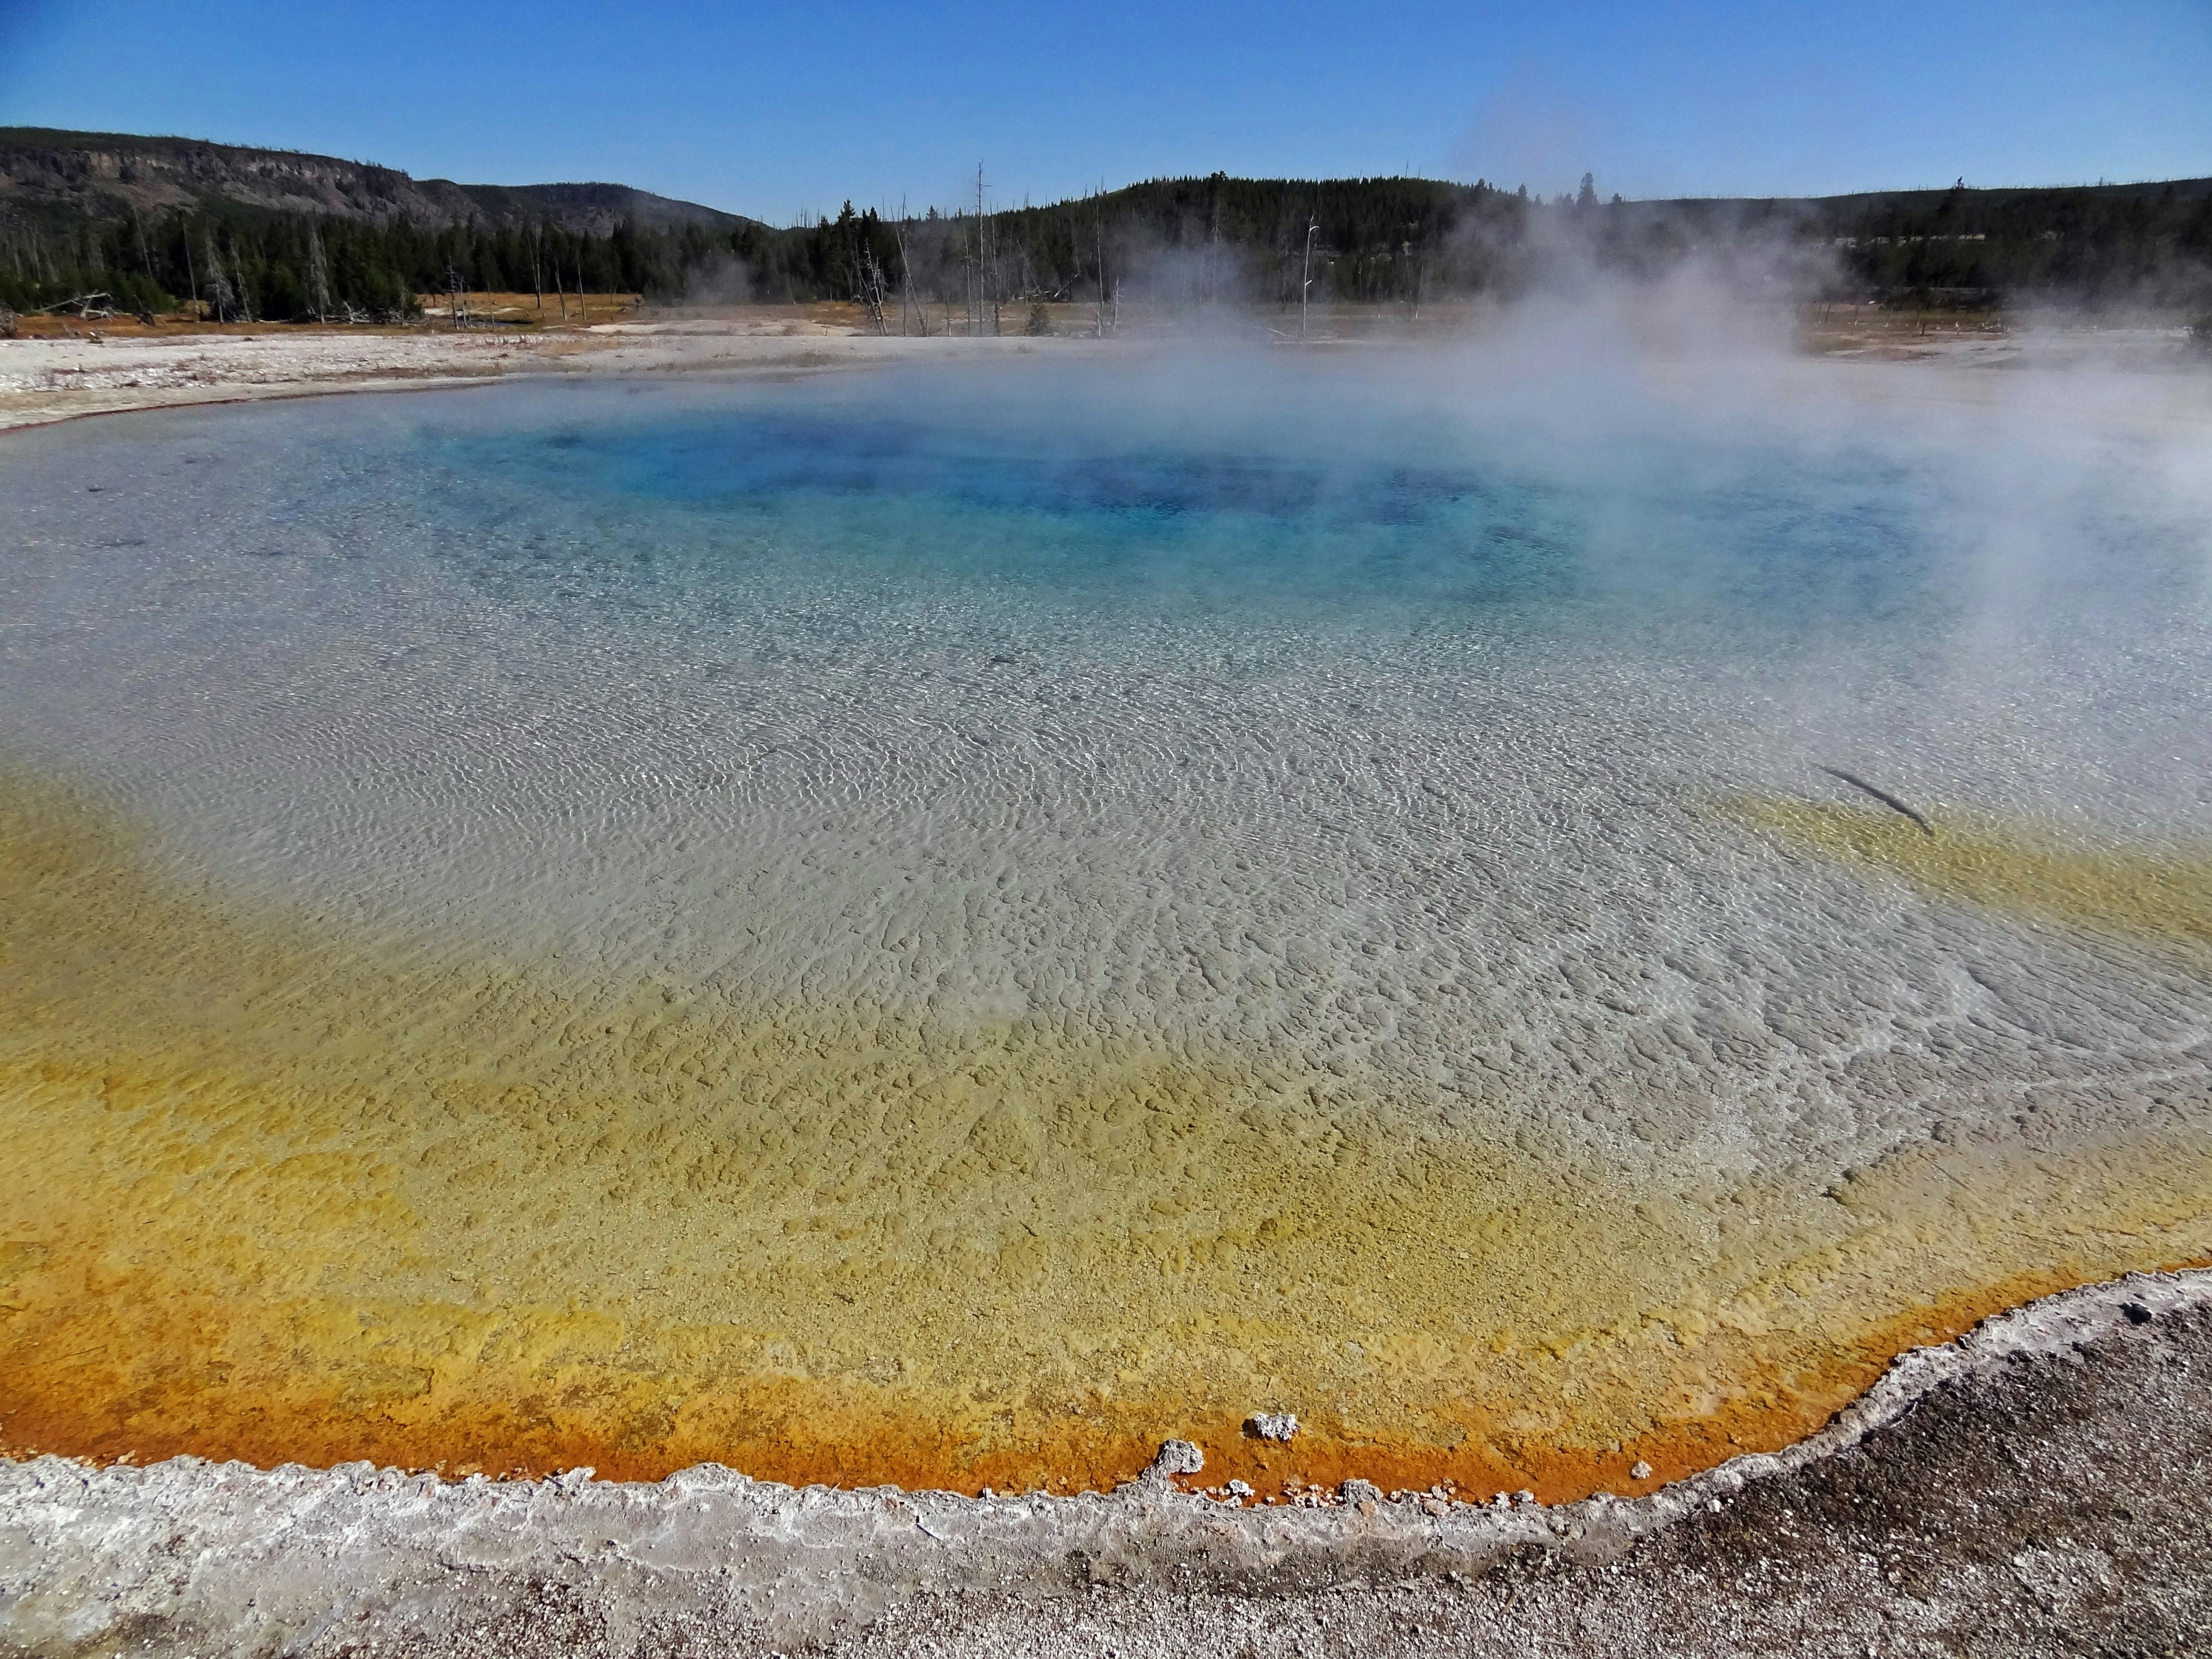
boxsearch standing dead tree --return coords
[202,234,237,323]
[1094,206,1112,338]
[970,165,986,335]
[305,225,334,323]
[1300,214,1319,338]
[129,207,154,279]
[964,164,1006,336]
[855,243,891,335]
[894,222,929,336]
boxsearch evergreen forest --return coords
[4,153,2208,324]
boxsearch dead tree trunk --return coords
[306,225,333,324]
[894,225,927,336]
[856,245,889,335]
[202,234,236,324]
[1301,217,1317,338]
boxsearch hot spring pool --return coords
[2,355,2209,1498]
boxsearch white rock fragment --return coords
[1249,1411,1298,1442]
[1632,1460,1654,1482]
[1143,1440,1204,1480]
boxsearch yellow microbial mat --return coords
[6,776,2207,1498]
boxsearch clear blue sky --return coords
[3,0,2207,225]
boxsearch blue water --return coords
[396,369,1964,653]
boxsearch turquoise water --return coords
[410,368,1944,645]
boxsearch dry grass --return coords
[3,290,645,341]
[415,289,643,329]
[1798,304,2010,357]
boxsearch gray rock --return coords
[1143,1440,1204,1480]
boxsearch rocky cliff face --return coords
[0,128,752,234]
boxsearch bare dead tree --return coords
[974,165,982,335]
[202,234,237,323]
[33,291,118,319]
[855,243,889,335]
[305,225,334,323]
[1301,215,1319,338]
[229,232,257,322]
[1094,206,1108,338]
[893,221,928,336]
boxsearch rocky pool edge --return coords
[3,1264,2207,1652]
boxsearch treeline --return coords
[1824,180,2212,306]
[782,173,2212,321]
[0,175,1532,322]
[5,171,2209,323]
[0,205,734,320]
[743,177,1536,317]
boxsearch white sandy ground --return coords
[2,1268,2206,1657]
[0,323,1097,432]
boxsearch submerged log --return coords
[1820,764,1936,836]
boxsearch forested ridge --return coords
[3,127,2207,323]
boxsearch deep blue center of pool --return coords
[407,374,1946,645]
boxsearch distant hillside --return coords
[839,170,2212,316]
[1590,176,2212,300]
[0,127,2205,324]
[0,128,755,237]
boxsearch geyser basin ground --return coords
[1,354,2209,1501]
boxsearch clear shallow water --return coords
[2,356,2210,1496]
